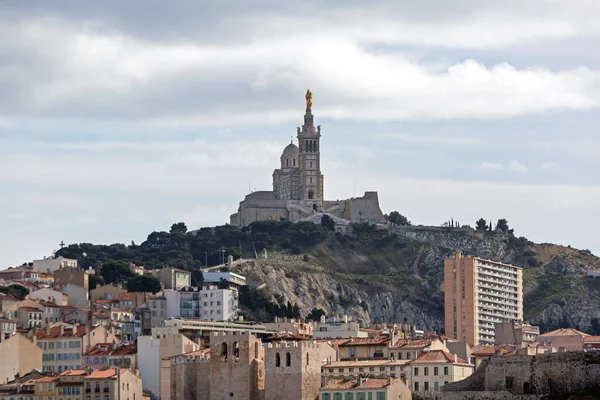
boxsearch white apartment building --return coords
[199,284,237,321]
[202,271,246,288]
[444,252,523,346]
[313,315,368,339]
[32,257,77,273]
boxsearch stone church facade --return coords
[229,91,385,227]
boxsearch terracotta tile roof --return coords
[0,293,18,301]
[321,378,398,390]
[111,344,137,356]
[390,338,434,349]
[118,293,137,300]
[95,299,120,304]
[39,300,61,307]
[59,370,87,376]
[37,376,60,383]
[322,360,409,368]
[36,325,86,339]
[471,345,510,357]
[172,268,191,274]
[584,336,600,343]
[339,336,390,346]
[539,328,590,337]
[19,306,42,312]
[84,368,128,379]
[411,350,468,365]
[83,344,114,356]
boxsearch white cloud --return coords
[479,162,504,170]
[1,15,599,124]
[508,160,529,173]
[541,162,557,170]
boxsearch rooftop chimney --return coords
[454,354,457,363]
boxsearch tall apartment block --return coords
[444,252,523,346]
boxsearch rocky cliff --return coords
[230,224,600,333]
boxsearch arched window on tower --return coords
[293,158,296,167]
[232,342,239,362]
[255,342,259,359]
[305,141,308,152]
[315,141,318,152]
[221,343,228,362]
[286,352,291,367]
[286,158,289,167]
[275,353,281,367]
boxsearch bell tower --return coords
[297,90,323,200]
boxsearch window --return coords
[221,343,228,362]
[322,394,330,400]
[434,367,438,376]
[505,377,514,389]
[443,367,449,375]
[275,353,280,367]
[334,394,342,400]
[376,393,385,400]
[434,382,439,391]
[414,367,418,376]
[349,368,354,372]
[338,368,344,373]
[357,393,365,400]
[424,367,429,376]
[414,382,419,391]
[424,382,429,391]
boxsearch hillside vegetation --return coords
[54,218,600,334]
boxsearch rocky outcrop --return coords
[233,225,600,332]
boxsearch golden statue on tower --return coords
[305,89,312,110]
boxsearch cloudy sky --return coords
[1,0,599,267]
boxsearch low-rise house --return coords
[0,293,19,320]
[90,285,126,302]
[338,336,391,360]
[0,378,36,400]
[0,334,43,383]
[110,309,135,341]
[390,338,447,361]
[0,318,17,343]
[39,301,62,325]
[34,375,59,400]
[84,343,138,369]
[57,369,86,400]
[84,368,143,400]
[154,268,191,290]
[27,288,68,306]
[53,267,89,291]
[18,306,43,329]
[146,295,166,328]
[584,335,600,350]
[319,377,411,400]
[314,315,368,340]
[537,328,590,351]
[409,350,473,396]
[322,359,410,382]
[471,345,510,368]
[263,317,314,338]
[32,257,77,273]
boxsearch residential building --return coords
[202,272,247,289]
[444,252,523,346]
[0,334,43,383]
[34,375,59,400]
[322,359,410,382]
[39,301,62,325]
[130,263,145,276]
[199,284,238,321]
[471,345,510,368]
[158,318,276,346]
[27,288,68,306]
[18,306,43,329]
[154,268,191,290]
[91,285,126,302]
[146,295,166,328]
[409,350,474,396]
[494,320,540,345]
[319,377,411,400]
[62,284,91,309]
[0,266,34,281]
[35,324,117,373]
[389,338,448,361]
[83,343,138,369]
[0,293,19,320]
[110,309,135,341]
[584,336,600,350]
[138,330,200,398]
[314,315,368,339]
[84,368,143,400]
[54,268,89,291]
[263,318,314,338]
[32,257,77,274]
[337,336,391,360]
[0,377,36,400]
[0,318,16,343]
[537,328,590,351]
[57,369,85,400]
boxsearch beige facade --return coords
[264,341,336,400]
[0,293,19,321]
[91,285,127,302]
[169,349,210,400]
[536,327,589,351]
[0,334,42,383]
[444,252,523,346]
[154,268,191,291]
[32,257,77,273]
[314,316,368,340]
[54,267,89,290]
[410,350,474,396]
[263,319,314,338]
[27,288,68,305]
[84,368,143,400]
[0,318,16,343]
[319,377,411,400]
[494,320,539,345]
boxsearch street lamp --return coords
[221,248,226,265]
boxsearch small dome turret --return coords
[280,141,299,168]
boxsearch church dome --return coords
[280,141,299,169]
[283,142,299,154]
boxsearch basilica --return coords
[229,91,385,230]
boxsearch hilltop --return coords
[55,218,600,334]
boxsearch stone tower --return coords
[297,90,323,200]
